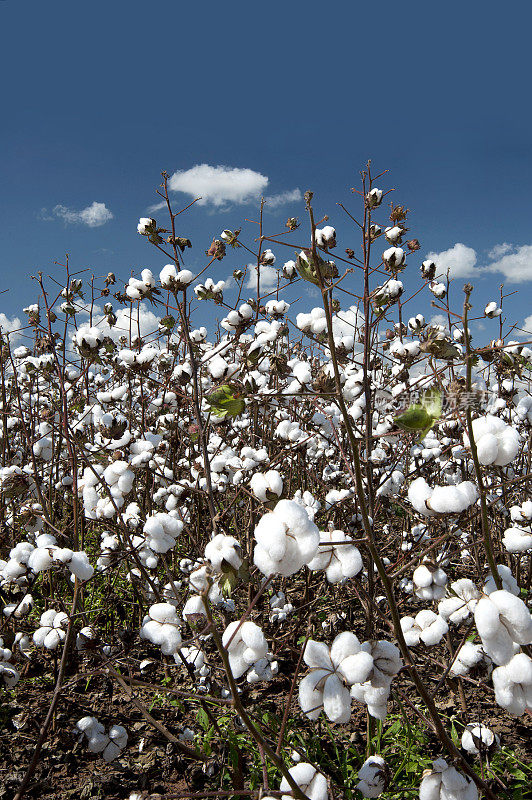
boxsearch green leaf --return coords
[206,384,245,419]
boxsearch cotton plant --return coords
[307,529,363,584]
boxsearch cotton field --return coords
[0,169,531,800]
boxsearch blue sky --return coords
[1,0,532,338]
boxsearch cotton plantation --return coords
[0,169,531,800]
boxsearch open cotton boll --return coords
[484,564,519,596]
[298,632,372,723]
[438,579,480,624]
[474,590,532,665]
[356,755,388,798]
[108,724,128,749]
[280,763,328,800]
[419,758,478,800]
[412,563,447,601]
[463,415,520,466]
[461,724,499,754]
[204,533,242,571]
[407,478,434,517]
[400,610,448,646]
[307,530,363,584]
[249,470,283,502]
[503,526,532,553]
[450,641,484,677]
[222,620,268,680]
[0,662,20,688]
[253,499,320,577]
[140,602,182,655]
[492,653,532,715]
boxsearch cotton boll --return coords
[408,478,434,517]
[307,530,363,584]
[88,732,110,753]
[280,763,328,800]
[419,759,478,800]
[438,579,480,624]
[249,470,283,502]
[484,564,519,596]
[450,642,484,677]
[140,603,182,656]
[463,415,520,467]
[356,756,388,798]
[109,724,128,749]
[492,653,532,715]
[222,620,268,680]
[102,741,122,762]
[475,590,532,665]
[503,526,532,553]
[461,724,498,754]
[205,534,242,571]
[253,499,319,577]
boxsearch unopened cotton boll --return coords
[253,499,320,577]
[279,763,328,800]
[463,415,520,467]
[307,530,363,584]
[221,620,268,680]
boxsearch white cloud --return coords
[0,312,24,344]
[42,201,113,227]
[425,243,478,278]
[264,188,302,208]
[487,242,512,259]
[245,263,279,290]
[521,314,532,335]
[485,245,532,283]
[166,164,300,211]
[169,164,268,207]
